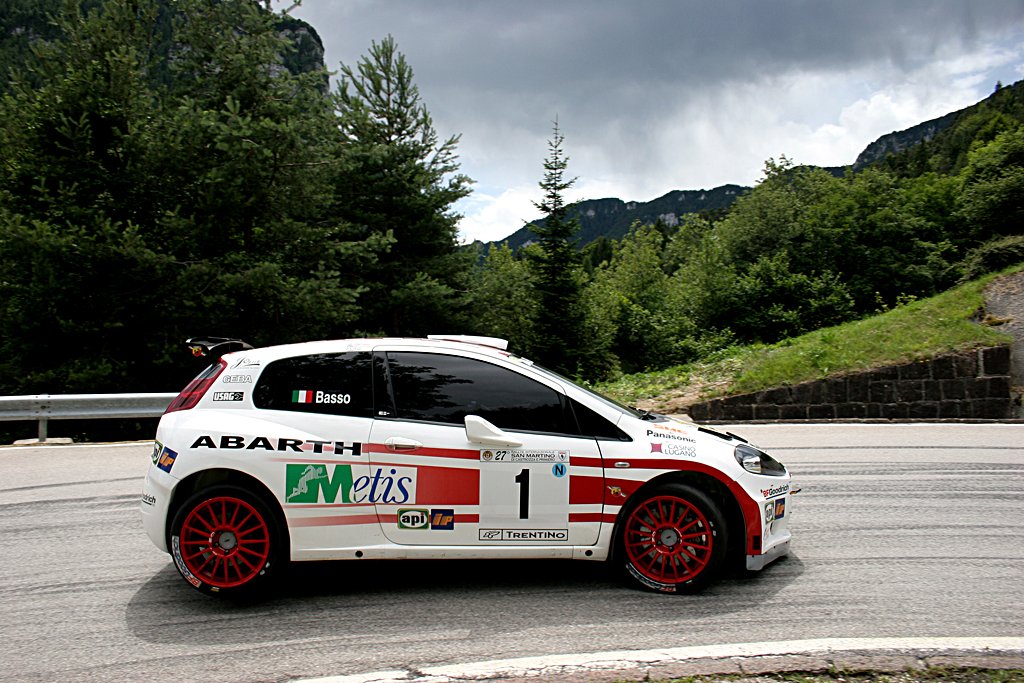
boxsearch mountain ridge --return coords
[487,79,1024,251]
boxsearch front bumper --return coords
[747,537,790,570]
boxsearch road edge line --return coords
[294,637,1024,683]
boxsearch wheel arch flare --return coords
[612,466,760,565]
[166,468,291,552]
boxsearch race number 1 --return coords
[479,450,569,530]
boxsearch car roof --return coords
[222,335,514,364]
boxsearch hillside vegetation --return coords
[596,266,1020,412]
[2,0,1024,415]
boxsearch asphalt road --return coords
[0,424,1021,682]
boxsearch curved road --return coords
[0,424,1021,682]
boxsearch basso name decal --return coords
[190,435,361,455]
[285,464,416,504]
[292,389,353,405]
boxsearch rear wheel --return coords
[169,486,283,596]
[618,483,727,593]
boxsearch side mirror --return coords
[464,415,523,447]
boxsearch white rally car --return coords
[142,335,793,596]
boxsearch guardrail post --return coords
[38,417,48,442]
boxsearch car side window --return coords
[385,352,568,434]
[253,352,373,418]
[568,397,632,441]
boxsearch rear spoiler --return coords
[186,337,253,360]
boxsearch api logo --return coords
[430,509,455,530]
[398,508,429,529]
[156,446,178,473]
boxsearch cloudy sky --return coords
[284,1,1024,244]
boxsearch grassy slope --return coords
[596,267,1019,412]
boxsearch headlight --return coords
[734,443,787,476]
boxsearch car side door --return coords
[367,350,603,547]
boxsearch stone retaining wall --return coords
[687,345,1014,422]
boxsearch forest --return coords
[2,0,1023,401]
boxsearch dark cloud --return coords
[287,0,1024,241]
[305,1,1022,85]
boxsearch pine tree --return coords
[527,121,588,376]
[0,0,380,397]
[333,35,473,336]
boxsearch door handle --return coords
[385,437,422,451]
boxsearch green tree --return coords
[0,0,380,397]
[0,0,174,394]
[144,0,385,347]
[526,122,591,376]
[469,242,540,355]
[586,223,687,373]
[957,125,1024,243]
[332,35,473,336]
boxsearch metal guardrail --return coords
[0,393,176,441]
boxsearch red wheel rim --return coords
[624,495,713,584]
[179,496,271,589]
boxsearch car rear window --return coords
[253,352,373,418]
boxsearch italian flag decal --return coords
[292,390,314,403]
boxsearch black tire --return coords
[617,482,727,593]
[169,485,285,597]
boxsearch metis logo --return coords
[285,464,415,504]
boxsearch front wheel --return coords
[169,486,283,597]
[618,483,727,593]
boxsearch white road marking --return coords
[297,637,1024,683]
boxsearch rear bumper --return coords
[141,466,176,553]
